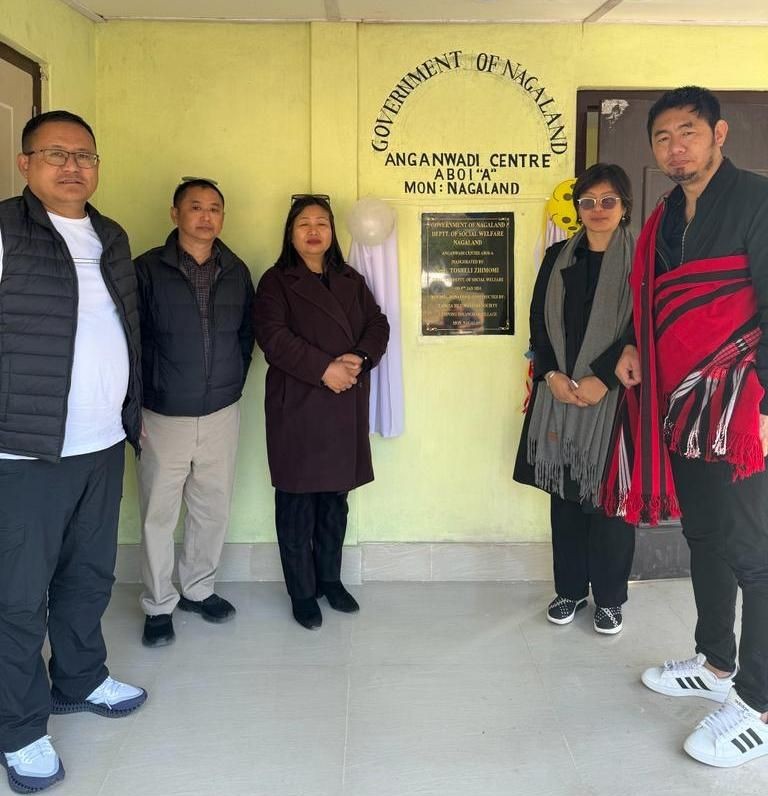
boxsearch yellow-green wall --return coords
[93,21,312,541]
[3,7,768,545]
[0,0,96,118]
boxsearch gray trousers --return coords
[137,403,240,616]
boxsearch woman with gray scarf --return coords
[514,163,636,635]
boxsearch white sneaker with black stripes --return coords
[684,688,768,767]
[641,652,733,703]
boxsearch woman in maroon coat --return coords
[254,196,389,629]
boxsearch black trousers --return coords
[551,494,636,607]
[274,490,349,600]
[672,453,768,713]
[0,442,125,753]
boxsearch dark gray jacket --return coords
[134,230,255,417]
[0,187,142,460]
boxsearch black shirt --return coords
[658,189,687,273]
[654,159,768,412]
[529,239,624,390]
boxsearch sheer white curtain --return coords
[348,231,404,437]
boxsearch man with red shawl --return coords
[611,86,768,767]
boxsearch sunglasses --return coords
[576,196,621,211]
[291,193,331,204]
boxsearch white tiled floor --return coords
[30,580,768,796]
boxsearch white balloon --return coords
[346,197,396,245]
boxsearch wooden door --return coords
[0,42,41,201]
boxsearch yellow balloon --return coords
[547,178,581,236]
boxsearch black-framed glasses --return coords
[291,193,330,204]
[576,196,621,211]
[24,148,100,168]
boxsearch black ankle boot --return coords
[317,581,359,613]
[291,597,322,630]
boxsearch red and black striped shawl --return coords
[602,201,764,524]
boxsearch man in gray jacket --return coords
[135,178,255,648]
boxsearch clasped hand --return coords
[548,373,607,407]
[322,354,363,394]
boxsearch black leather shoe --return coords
[317,581,359,613]
[178,594,236,623]
[291,597,323,630]
[142,614,175,647]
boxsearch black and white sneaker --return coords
[684,688,768,767]
[641,653,733,702]
[546,595,587,625]
[593,605,623,635]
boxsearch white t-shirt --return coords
[0,212,129,458]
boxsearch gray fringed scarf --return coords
[526,225,634,504]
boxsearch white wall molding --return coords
[116,542,552,584]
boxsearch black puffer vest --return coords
[0,188,142,460]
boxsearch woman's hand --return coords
[572,375,608,406]
[547,372,588,407]
[336,353,363,377]
[322,360,358,393]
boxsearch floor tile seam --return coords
[340,668,351,794]
[665,601,698,627]
[150,661,356,672]
[343,662,524,675]
[517,613,541,668]
[528,647,582,732]
[101,709,147,767]
[92,740,131,796]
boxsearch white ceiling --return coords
[59,0,768,25]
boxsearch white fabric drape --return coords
[348,231,404,437]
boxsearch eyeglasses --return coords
[24,148,100,168]
[291,193,330,204]
[576,196,621,211]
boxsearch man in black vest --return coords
[0,111,146,793]
[135,179,255,647]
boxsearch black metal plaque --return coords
[421,212,514,335]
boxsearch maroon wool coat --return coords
[254,262,389,493]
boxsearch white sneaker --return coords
[51,676,147,718]
[1,735,65,793]
[684,688,768,767]
[641,653,733,702]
